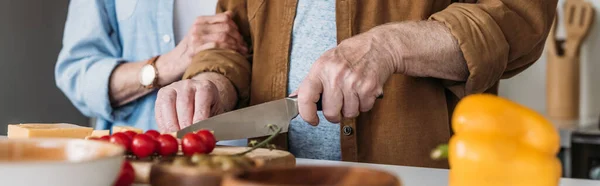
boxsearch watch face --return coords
[139,64,156,86]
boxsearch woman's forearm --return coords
[108,60,153,107]
[109,47,187,106]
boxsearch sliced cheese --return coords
[112,126,143,134]
[7,123,93,139]
[163,132,177,138]
[90,130,110,137]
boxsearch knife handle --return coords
[291,94,383,111]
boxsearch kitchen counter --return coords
[0,136,598,185]
[294,158,600,186]
[131,158,600,186]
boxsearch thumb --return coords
[288,90,299,97]
[223,11,233,17]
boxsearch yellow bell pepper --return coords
[446,94,562,186]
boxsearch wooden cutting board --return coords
[131,146,295,184]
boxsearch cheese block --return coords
[90,130,110,137]
[7,123,93,139]
[112,126,143,134]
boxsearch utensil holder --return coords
[547,54,580,120]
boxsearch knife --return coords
[176,94,382,140]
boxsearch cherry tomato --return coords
[196,130,216,153]
[110,133,132,151]
[123,131,137,140]
[99,135,111,141]
[113,160,135,186]
[131,134,157,158]
[156,134,178,156]
[144,130,160,139]
[182,133,208,156]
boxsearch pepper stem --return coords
[431,144,449,160]
[235,124,282,156]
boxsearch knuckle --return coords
[221,24,232,32]
[344,110,358,118]
[218,34,228,42]
[190,26,199,34]
[157,87,174,98]
[195,17,205,24]
[190,35,200,43]
[181,80,194,89]
[195,80,215,90]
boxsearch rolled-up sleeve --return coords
[430,0,558,97]
[55,0,135,121]
[182,0,252,108]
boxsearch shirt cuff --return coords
[429,4,509,96]
[82,58,136,122]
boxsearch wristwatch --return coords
[139,56,160,89]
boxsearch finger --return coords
[193,42,239,53]
[197,21,245,54]
[175,81,196,129]
[341,86,360,118]
[297,76,323,125]
[193,81,216,123]
[199,33,239,47]
[200,23,235,34]
[321,76,343,123]
[288,90,298,97]
[357,80,382,112]
[195,13,229,25]
[155,88,180,132]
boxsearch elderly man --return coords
[155,0,557,168]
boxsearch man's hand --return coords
[155,72,237,132]
[296,32,394,125]
[296,21,467,125]
[156,11,247,86]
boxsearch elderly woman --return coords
[55,0,246,140]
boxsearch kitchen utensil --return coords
[221,166,402,186]
[564,0,594,57]
[546,0,594,120]
[177,94,383,140]
[132,146,295,184]
[176,97,300,140]
[0,138,125,186]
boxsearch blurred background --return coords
[0,0,598,179]
[0,0,88,135]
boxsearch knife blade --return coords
[176,97,302,140]
[176,94,382,140]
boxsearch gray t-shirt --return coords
[287,0,340,160]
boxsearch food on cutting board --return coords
[91,130,110,137]
[7,123,93,139]
[431,94,561,186]
[89,129,216,159]
[112,126,144,134]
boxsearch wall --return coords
[0,0,89,135]
[499,0,600,126]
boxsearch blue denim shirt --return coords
[55,0,182,131]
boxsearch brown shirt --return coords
[183,0,557,168]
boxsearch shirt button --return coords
[162,35,171,43]
[343,125,353,136]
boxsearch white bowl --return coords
[0,138,125,186]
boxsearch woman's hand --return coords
[156,11,247,86]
